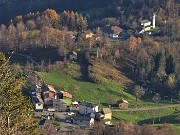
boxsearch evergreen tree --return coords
[0,53,38,135]
[165,54,175,75]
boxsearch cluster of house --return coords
[70,101,112,128]
[29,83,72,112]
[84,25,129,39]
[67,99,129,128]
[139,14,156,34]
[29,82,130,128]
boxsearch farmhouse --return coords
[69,51,77,61]
[43,91,55,105]
[117,99,129,109]
[78,101,98,115]
[85,30,94,39]
[53,99,66,112]
[32,93,44,111]
[102,26,123,38]
[96,108,112,125]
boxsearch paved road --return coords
[112,104,180,112]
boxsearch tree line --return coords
[0,9,87,57]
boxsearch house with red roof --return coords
[43,91,55,105]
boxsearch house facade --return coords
[78,101,98,115]
[69,51,77,61]
[43,91,55,105]
[102,108,112,120]
[32,93,44,111]
[96,108,112,125]
[117,99,129,109]
[53,99,66,112]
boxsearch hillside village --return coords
[0,0,179,134]
[20,11,180,132]
[29,75,129,129]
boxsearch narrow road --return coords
[112,104,180,112]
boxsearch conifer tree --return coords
[0,53,38,135]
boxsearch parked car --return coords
[47,108,55,112]
[67,112,75,116]
[65,119,72,123]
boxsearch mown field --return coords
[37,62,174,108]
[113,107,180,133]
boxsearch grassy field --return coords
[37,62,173,108]
[112,107,180,133]
[37,62,137,107]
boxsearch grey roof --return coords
[32,96,44,104]
[79,101,97,108]
[53,99,66,104]
[141,20,151,24]
[73,116,91,121]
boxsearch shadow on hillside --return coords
[76,51,91,82]
[12,47,64,65]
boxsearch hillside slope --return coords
[37,62,136,107]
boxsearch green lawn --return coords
[64,97,72,106]
[37,63,173,108]
[112,107,180,126]
[38,70,135,108]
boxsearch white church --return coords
[139,14,156,34]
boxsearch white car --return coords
[67,112,75,116]
[47,108,55,112]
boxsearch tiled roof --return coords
[102,26,123,34]
[61,91,72,99]
[44,92,55,99]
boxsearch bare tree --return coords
[133,85,145,101]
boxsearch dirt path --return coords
[112,104,180,112]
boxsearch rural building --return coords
[32,93,44,111]
[78,101,98,115]
[85,30,94,39]
[43,91,55,105]
[59,91,72,99]
[96,108,112,125]
[69,51,77,61]
[46,84,56,93]
[139,14,156,34]
[102,26,123,38]
[53,99,66,112]
[71,101,79,107]
[73,115,94,128]
[102,108,112,120]
[117,99,129,109]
